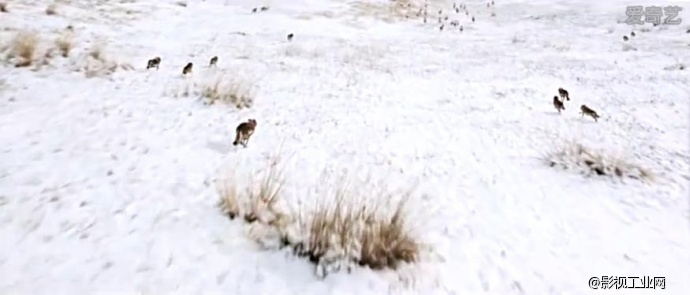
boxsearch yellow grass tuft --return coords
[9,31,39,67]
[200,73,255,109]
[217,156,289,226]
[71,43,134,78]
[55,30,74,58]
[216,154,425,279]
[298,177,419,277]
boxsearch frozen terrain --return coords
[1,0,689,294]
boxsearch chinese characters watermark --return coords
[625,5,683,25]
[589,276,666,290]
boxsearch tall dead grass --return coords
[200,73,256,109]
[72,43,134,77]
[55,30,75,57]
[217,157,289,225]
[217,159,423,278]
[298,182,419,278]
[7,30,39,67]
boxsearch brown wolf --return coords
[553,96,565,113]
[580,105,600,122]
[558,87,570,101]
[233,119,257,147]
[182,62,193,75]
[146,57,160,70]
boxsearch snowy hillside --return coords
[0,0,689,294]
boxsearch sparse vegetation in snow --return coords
[200,73,256,109]
[296,181,420,278]
[55,30,75,58]
[544,140,654,182]
[71,43,134,78]
[217,160,424,279]
[6,30,40,67]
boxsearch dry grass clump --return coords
[200,73,255,109]
[46,3,57,15]
[55,30,74,58]
[217,159,288,225]
[217,157,295,251]
[217,179,241,220]
[349,0,414,23]
[72,43,134,77]
[544,140,654,182]
[217,160,423,279]
[297,185,419,278]
[7,30,40,67]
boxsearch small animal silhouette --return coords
[146,57,161,70]
[251,7,257,13]
[553,96,565,114]
[260,6,269,11]
[233,119,257,147]
[623,35,629,41]
[182,62,193,75]
[209,56,218,67]
[472,16,475,22]
[287,33,294,41]
[631,31,636,37]
[580,105,600,122]
[558,88,570,101]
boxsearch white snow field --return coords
[1,0,689,293]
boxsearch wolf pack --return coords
[553,87,600,122]
[140,1,601,151]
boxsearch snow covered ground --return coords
[0,0,689,294]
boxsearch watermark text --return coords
[625,5,683,25]
[589,276,666,290]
